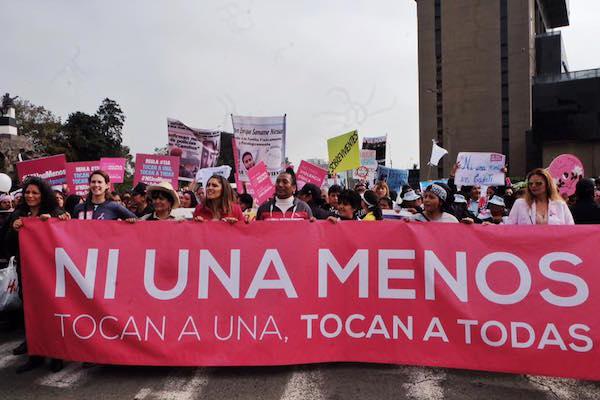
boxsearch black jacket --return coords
[570,200,600,224]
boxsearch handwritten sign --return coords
[455,152,505,186]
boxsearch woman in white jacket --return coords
[507,168,574,225]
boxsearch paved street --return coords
[1,324,599,400]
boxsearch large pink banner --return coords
[20,220,600,380]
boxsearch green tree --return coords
[13,99,62,155]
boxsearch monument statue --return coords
[0,93,19,116]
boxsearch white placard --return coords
[455,152,506,186]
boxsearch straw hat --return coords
[147,181,180,208]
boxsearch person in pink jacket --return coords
[507,168,574,225]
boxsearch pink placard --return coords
[547,154,584,197]
[16,154,67,186]
[100,157,126,183]
[296,160,328,190]
[133,154,179,189]
[247,161,275,205]
[66,161,101,196]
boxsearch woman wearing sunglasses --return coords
[506,168,573,225]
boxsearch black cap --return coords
[298,183,321,199]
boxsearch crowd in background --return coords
[1,164,600,374]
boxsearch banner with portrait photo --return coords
[231,115,286,184]
[167,118,221,181]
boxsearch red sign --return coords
[133,154,179,189]
[16,154,67,186]
[100,158,126,184]
[296,160,328,190]
[66,161,101,196]
[247,161,275,205]
[20,220,600,380]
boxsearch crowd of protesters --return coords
[1,164,600,374]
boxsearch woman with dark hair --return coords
[72,170,136,221]
[361,190,383,221]
[570,178,600,224]
[180,190,198,209]
[378,196,393,210]
[54,190,65,210]
[193,175,244,223]
[1,176,67,373]
[141,182,181,221]
[411,184,458,223]
[64,194,83,216]
[327,189,362,222]
[298,183,331,220]
[507,168,573,225]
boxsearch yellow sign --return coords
[327,130,360,173]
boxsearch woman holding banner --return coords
[193,175,244,223]
[361,190,383,221]
[72,170,136,221]
[140,182,181,221]
[1,176,67,373]
[506,168,574,225]
[411,184,458,223]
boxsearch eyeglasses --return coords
[528,181,544,187]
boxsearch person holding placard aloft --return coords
[506,168,573,225]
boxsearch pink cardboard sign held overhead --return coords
[296,160,328,190]
[133,154,179,189]
[247,161,275,206]
[547,154,584,197]
[16,154,67,186]
[66,161,101,196]
[100,157,126,183]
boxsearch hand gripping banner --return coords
[20,219,600,380]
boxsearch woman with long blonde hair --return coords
[506,168,573,225]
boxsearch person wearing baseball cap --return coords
[131,182,154,218]
[400,190,423,214]
[298,183,331,220]
[481,195,509,224]
[141,181,181,221]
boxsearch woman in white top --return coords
[412,184,459,223]
[506,168,574,225]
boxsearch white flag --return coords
[429,140,448,166]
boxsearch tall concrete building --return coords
[417,0,570,179]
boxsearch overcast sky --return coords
[3,0,599,168]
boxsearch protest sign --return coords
[66,161,101,196]
[296,161,328,190]
[376,166,409,193]
[328,130,360,173]
[353,150,378,187]
[195,166,232,189]
[455,152,506,186]
[100,157,126,184]
[247,161,275,205]
[419,179,448,192]
[133,154,179,189]
[547,154,584,197]
[231,115,286,184]
[16,154,67,186]
[362,135,387,165]
[21,220,600,380]
[167,118,221,181]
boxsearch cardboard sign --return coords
[133,154,179,189]
[100,157,126,184]
[16,154,67,186]
[547,154,584,197]
[455,152,505,186]
[328,131,360,173]
[296,161,328,190]
[247,161,275,205]
[66,161,101,196]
